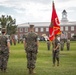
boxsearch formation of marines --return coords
[0,25,70,74]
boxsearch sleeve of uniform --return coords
[6,35,10,51]
[36,33,39,52]
[35,33,39,41]
[6,35,10,42]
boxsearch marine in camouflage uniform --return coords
[47,40,51,50]
[60,39,64,51]
[66,38,70,51]
[0,28,10,72]
[52,35,60,66]
[23,25,38,74]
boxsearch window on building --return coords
[71,26,74,31]
[35,28,38,32]
[25,28,28,32]
[20,28,23,32]
[71,33,74,38]
[40,28,44,32]
[65,26,68,31]
[61,27,63,31]
[46,28,49,32]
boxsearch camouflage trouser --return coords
[66,43,70,50]
[52,50,59,65]
[60,42,64,51]
[26,52,37,69]
[47,45,50,50]
[0,47,9,70]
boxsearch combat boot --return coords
[29,68,32,74]
[0,68,3,72]
[3,69,8,73]
[53,62,55,67]
[53,64,55,67]
[32,69,36,74]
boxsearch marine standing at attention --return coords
[0,28,10,72]
[23,25,39,74]
[52,35,60,67]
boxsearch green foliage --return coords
[0,15,17,35]
[0,41,76,75]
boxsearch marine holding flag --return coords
[49,1,61,66]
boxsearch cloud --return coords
[0,0,76,24]
[12,1,51,24]
[0,12,7,16]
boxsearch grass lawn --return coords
[0,41,76,75]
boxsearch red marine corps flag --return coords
[49,1,61,41]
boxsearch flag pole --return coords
[49,1,61,50]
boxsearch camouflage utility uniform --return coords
[52,38,60,66]
[0,35,10,71]
[24,32,38,70]
[66,39,70,50]
[60,39,64,51]
[47,40,51,50]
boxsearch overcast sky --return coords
[0,0,76,24]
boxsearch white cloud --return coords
[0,0,8,2]
[14,9,25,14]
[0,0,76,24]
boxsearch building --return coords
[17,10,76,40]
[60,10,76,39]
[17,22,50,40]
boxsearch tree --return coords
[0,15,17,35]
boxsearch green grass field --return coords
[0,41,76,75]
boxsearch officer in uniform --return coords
[23,25,39,74]
[0,28,10,72]
[52,35,60,66]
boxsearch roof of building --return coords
[61,21,76,26]
[18,22,50,27]
[18,21,76,28]
[62,10,67,13]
